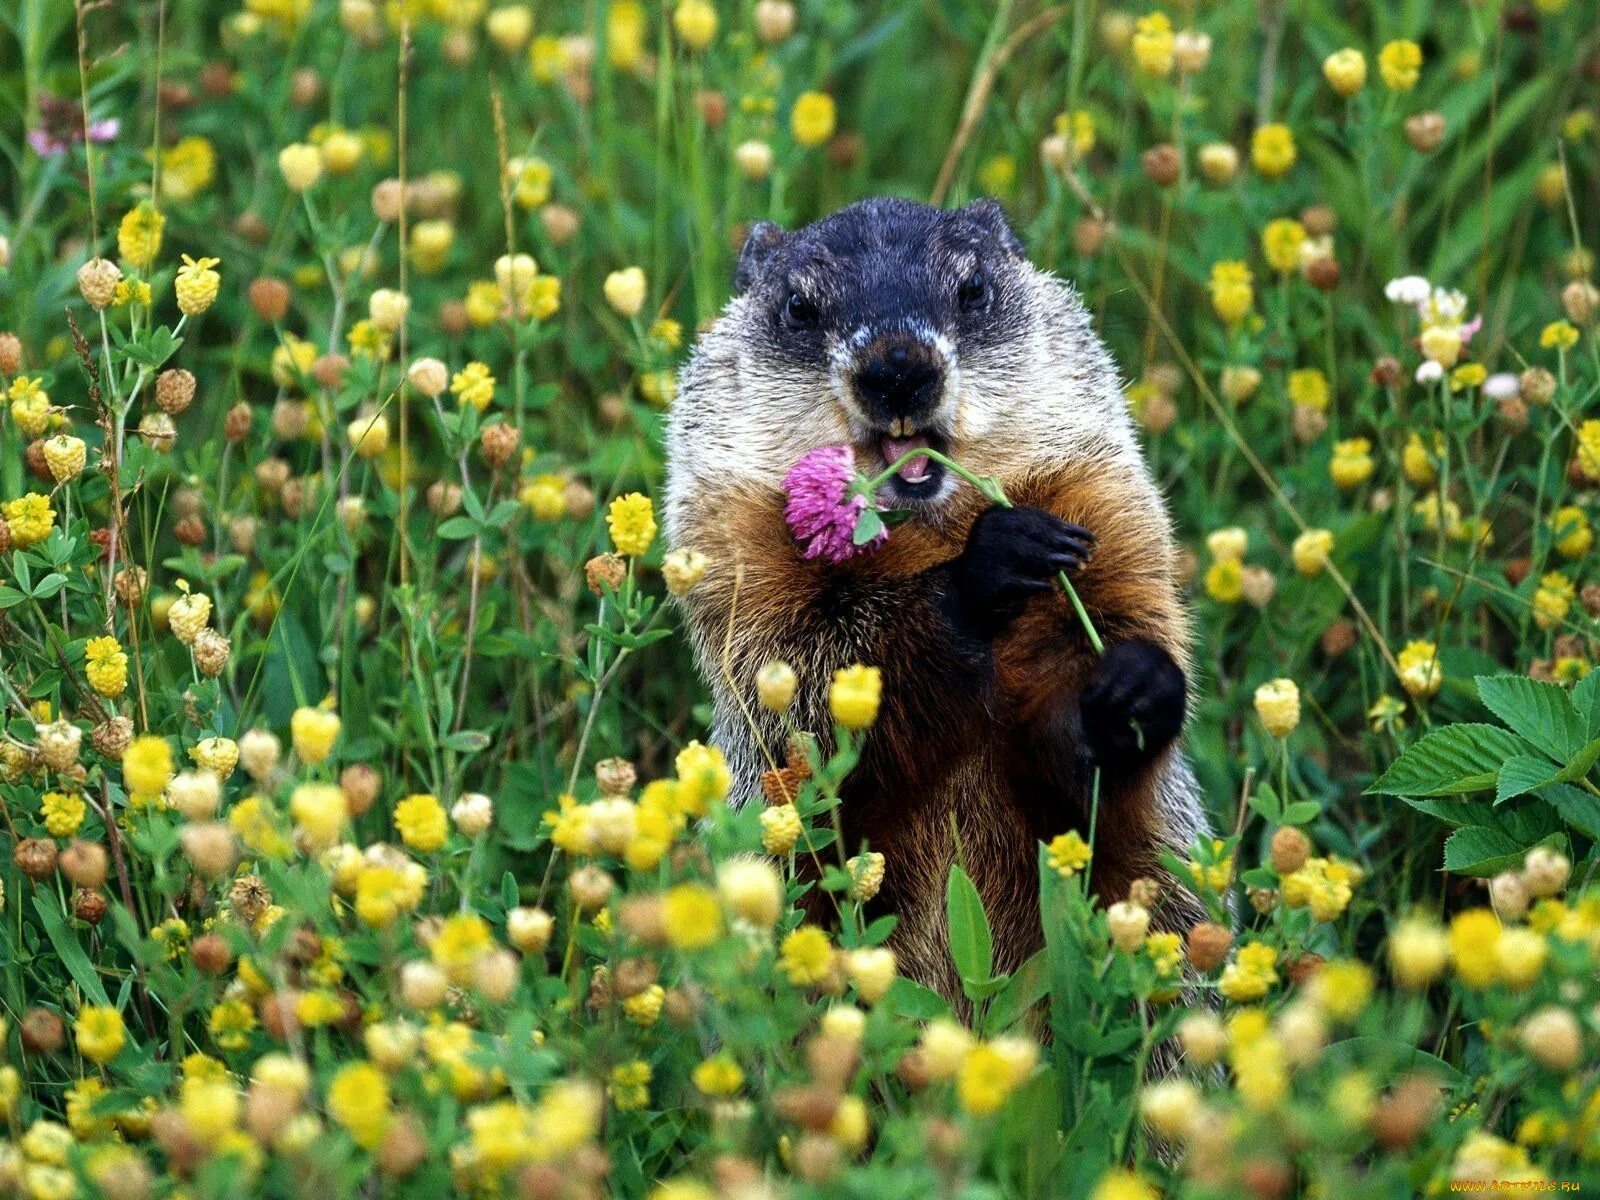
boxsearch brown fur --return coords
[675,459,1202,1001]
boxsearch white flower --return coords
[1415,360,1444,384]
[1483,372,1520,401]
[1420,286,1468,327]
[1384,275,1431,305]
[450,793,494,837]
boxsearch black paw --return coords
[1080,639,1187,768]
[944,505,1094,639]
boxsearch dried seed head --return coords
[1306,256,1341,290]
[340,763,381,816]
[1404,111,1446,153]
[174,514,206,547]
[426,480,463,516]
[1141,143,1182,187]
[20,1007,65,1054]
[155,368,196,415]
[229,875,273,925]
[181,822,238,879]
[1562,279,1598,326]
[1185,922,1233,973]
[594,757,636,796]
[77,257,123,310]
[222,402,252,443]
[585,553,627,595]
[541,204,580,246]
[371,179,405,224]
[192,628,232,678]
[247,277,291,323]
[60,840,108,888]
[480,422,521,470]
[14,837,59,881]
[0,332,21,374]
[73,887,107,925]
[1270,826,1311,874]
[92,716,133,759]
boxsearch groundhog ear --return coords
[960,198,1025,258]
[734,221,787,293]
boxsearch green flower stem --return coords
[865,447,1106,655]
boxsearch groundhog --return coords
[664,197,1211,1000]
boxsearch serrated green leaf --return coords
[1496,755,1560,805]
[1443,825,1533,876]
[1572,671,1600,738]
[1475,675,1586,761]
[1367,724,1530,797]
[1558,736,1600,783]
[1539,782,1600,840]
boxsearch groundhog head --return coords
[671,196,1134,528]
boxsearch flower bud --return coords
[1253,678,1301,737]
[603,267,648,318]
[278,142,323,191]
[754,0,795,44]
[1197,142,1239,185]
[1520,1007,1582,1072]
[1106,901,1151,952]
[508,907,554,954]
[717,859,783,928]
[1489,870,1530,920]
[406,357,448,399]
[399,961,449,1010]
[661,548,708,596]
[734,140,775,181]
[451,793,494,837]
[1522,846,1571,897]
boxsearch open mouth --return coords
[870,425,949,500]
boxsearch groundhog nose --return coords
[853,337,943,419]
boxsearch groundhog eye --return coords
[957,270,989,311]
[783,291,819,329]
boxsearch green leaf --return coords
[1558,736,1600,783]
[884,977,948,1020]
[437,516,479,540]
[945,864,993,992]
[1571,671,1600,738]
[1334,1037,1466,1086]
[985,950,1049,1034]
[851,508,884,545]
[1475,675,1587,762]
[1280,800,1322,824]
[1540,783,1600,840]
[442,730,491,753]
[1443,825,1562,877]
[30,572,67,600]
[1367,724,1530,797]
[1496,756,1561,805]
[34,895,112,1007]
